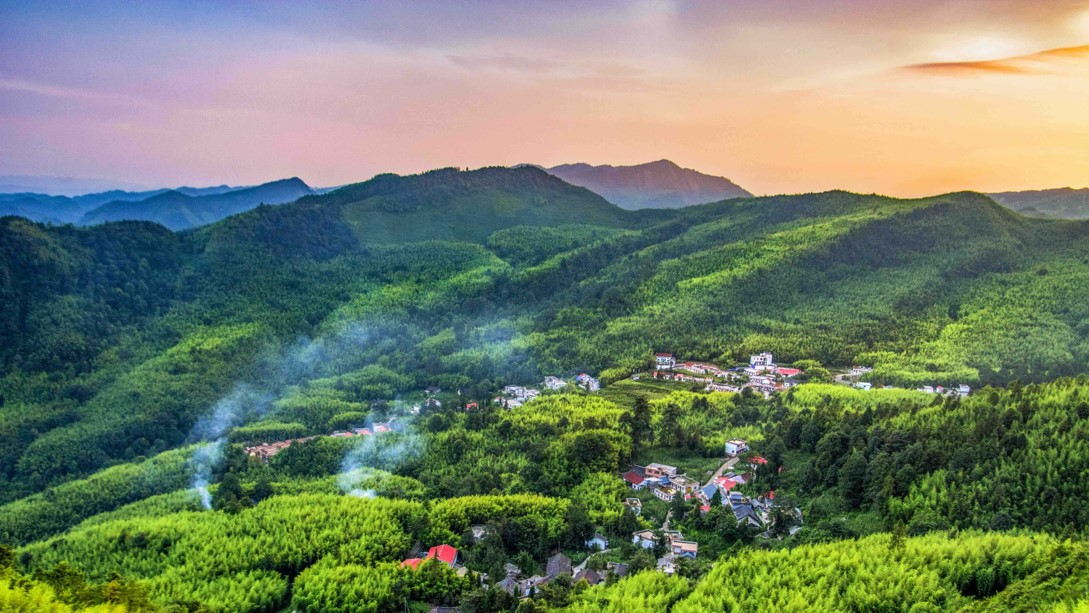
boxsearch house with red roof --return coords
[427,544,459,567]
[401,558,424,570]
[622,470,646,489]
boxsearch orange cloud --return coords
[903,44,1089,76]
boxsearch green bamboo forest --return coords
[3,166,1089,612]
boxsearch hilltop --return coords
[546,159,752,209]
[203,165,636,249]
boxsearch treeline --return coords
[770,379,1089,537]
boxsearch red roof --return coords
[622,471,645,485]
[715,478,739,491]
[427,544,458,566]
[751,455,768,465]
[401,558,423,570]
[655,352,673,358]
[777,368,802,376]
[766,490,776,500]
[465,402,479,410]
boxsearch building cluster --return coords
[632,528,699,574]
[916,383,971,397]
[575,373,601,391]
[243,421,394,462]
[496,553,629,596]
[622,463,703,504]
[838,367,971,397]
[496,385,541,408]
[650,352,804,396]
[493,374,599,408]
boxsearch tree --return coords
[213,472,246,513]
[564,502,594,549]
[839,452,868,510]
[632,396,653,449]
[251,475,275,503]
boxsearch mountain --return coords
[989,187,1089,219]
[208,166,635,248]
[545,159,753,209]
[0,192,86,224]
[3,170,1089,612]
[78,177,314,230]
[0,175,149,196]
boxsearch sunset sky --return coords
[2,0,1087,196]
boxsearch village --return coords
[649,350,971,399]
[645,351,804,396]
[394,434,802,598]
[837,365,972,397]
[620,437,804,575]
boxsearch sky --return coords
[1,0,1087,196]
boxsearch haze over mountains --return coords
[545,159,753,209]
[988,187,1089,220]
[0,178,315,230]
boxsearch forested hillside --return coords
[2,166,1089,611]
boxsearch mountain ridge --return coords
[988,187,1089,220]
[546,159,753,209]
[77,177,313,230]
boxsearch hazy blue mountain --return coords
[77,178,314,230]
[546,159,752,209]
[989,187,1089,220]
[0,175,149,196]
[0,193,86,224]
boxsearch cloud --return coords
[902,44,1089,76]
[446,53,562,73]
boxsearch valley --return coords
[2,166,1089,611]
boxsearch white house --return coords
[653,486,678,502]
[543,376,567,391]
[632,530,658,549]
[855,382,872,391]
[724,439,749,456]
[655,352,676,369]
[575,373,600,391]
[585,534,609,550]
[750,352,774,370]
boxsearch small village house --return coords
[645,463,678,479]
[585,533,609,550]
[724,439,749,456]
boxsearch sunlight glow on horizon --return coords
[1,1,1087,197]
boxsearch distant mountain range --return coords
[0,175,150,196]
[79,178,314,230]
[988,188,1089,220]
[544,159,753,209]
[0,178,314,230]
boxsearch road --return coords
[705,457,740,488]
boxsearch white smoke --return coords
[184,323,378,511]
[337,427,424,498]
